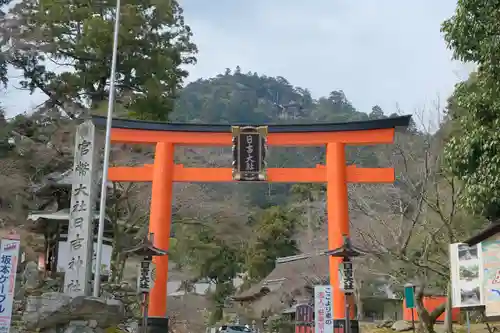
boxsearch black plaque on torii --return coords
[232,126,268,181]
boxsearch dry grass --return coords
[360,322,500,333]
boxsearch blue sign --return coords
[404,284,415,308]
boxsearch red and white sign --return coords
[314,286,334,333]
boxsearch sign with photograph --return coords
[449,242,484,307]
[231,126,267,181]
[314,285,334,333]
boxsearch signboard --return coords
[314,285,334,333]
[0,236,20,333]
[449,242,484,308]
[404,284,415,308]
[295,304,314,333]
[481,234,500,316]
[231,126,267,181]
[64,120,100,297]
[339,261,354,293]
[137,261,155,293]
[296,304,314,322]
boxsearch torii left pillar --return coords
[148,142,174,317]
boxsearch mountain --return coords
[171,67,385,124]
[168,69,398,208]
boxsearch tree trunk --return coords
[307,202,314,246]
[444,281,453,333]
[354,273,364,321]
[354,285,364,320]
[415,285,436,333]
[417,306,436,333]
[415,286,446,333]
[110,235,120,283]
[117,253,129,282]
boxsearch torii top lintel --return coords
[91,115,411,146]
[92,115,411,183]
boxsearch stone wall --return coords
[21,292,124,333]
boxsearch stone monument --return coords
[21,121,126,333]
[64,120,100,296]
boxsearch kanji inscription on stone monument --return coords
[64,120,99,296]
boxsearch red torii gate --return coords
[92,115,411,323]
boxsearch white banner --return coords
[450,242,484,307]
[314,285,334,333]
[0,237,21,333]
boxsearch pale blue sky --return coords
[3,0,473,119]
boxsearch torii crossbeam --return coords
[92,115,411,324]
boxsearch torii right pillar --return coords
[327,142,356,331]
